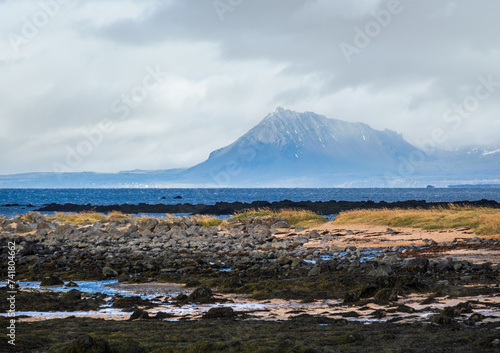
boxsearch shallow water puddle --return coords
[0,280,187,299]
[1,280,121,297]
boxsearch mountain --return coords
[429,146,500,186]
[179,107,423,186]
[1,107,499,188]
[0,169,186,188]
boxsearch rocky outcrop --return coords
[36,199,500,215]
[1,212,499,306]
[202,307,236,320]
[40,275,64,286]
[189,285,214,304]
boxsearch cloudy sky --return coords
[1,0,499,175]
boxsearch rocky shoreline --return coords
[34,199,500,215]
[1,212,500,352]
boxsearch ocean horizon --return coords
[1,187,500,217]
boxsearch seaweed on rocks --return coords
[36,199,500,215]
[0,287,105,312]
[202,307,236,320]
[188,285,214,304]
[113,296,155,310]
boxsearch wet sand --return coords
[304,223,497,248]
[273,223,500,265]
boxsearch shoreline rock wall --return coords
[35,199,500,215]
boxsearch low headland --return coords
[1,205,499,352]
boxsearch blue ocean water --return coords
[0,188,499,217]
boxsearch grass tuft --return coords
[229,208,328,228]
[46,211,130,225]
[47,211,106,225]
[192,216,223,228]
[107,211,130,220]
[333,205,500,235]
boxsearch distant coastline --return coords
[448,184,500,188]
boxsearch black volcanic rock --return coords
[36,199,500,215]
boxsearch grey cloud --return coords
[1,0,499,174]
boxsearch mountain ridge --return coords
[179,107,423,186]
[1,108,499,188]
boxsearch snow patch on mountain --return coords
[482,148,500,156]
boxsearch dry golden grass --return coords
[47,211,130,225]
[191,215,224,228]
[132,214,223,228]
[333,205,500,235]
[230,208,328,228]
[107,211,130,219]
[42,209,327,228]
[46,211,107,225]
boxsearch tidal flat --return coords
[1,210,499,352]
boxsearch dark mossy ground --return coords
[1,316,499,353]
[0,287,106,313]
[159,263,500,303]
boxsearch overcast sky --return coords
[1,0,499,174]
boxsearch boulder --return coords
[175,293,188,302]
[37,221,51,230]
[188,285,214,304]
[396,304,415,313]
[102,266,118,278]
[367,267,389,277]
[114,296,152,310]
[63,289,82,301]
[309,230,320,238]
[367,264,392,277]
[16,222,33,233]
[153,312,174,320]
[468,313,484,323]
[329,245,344,252]
[277,255,291,265]
[202,307,236,320]
[136,218,157,232]
[373,289,399,301]
[128,309,150,321]
[379,255,399,266]
[40,275,64,286]
[432,315,456,325]
[343,291,359,303]
[291,258,302,268]
[271,241,288,250]
[403,258,429,273]
[24,212,46,223]
[273,220,290,228]
[370,309,387,319]
[308,266,321,276]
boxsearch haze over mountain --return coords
[0,108,499,188]
[180,107,423,186]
